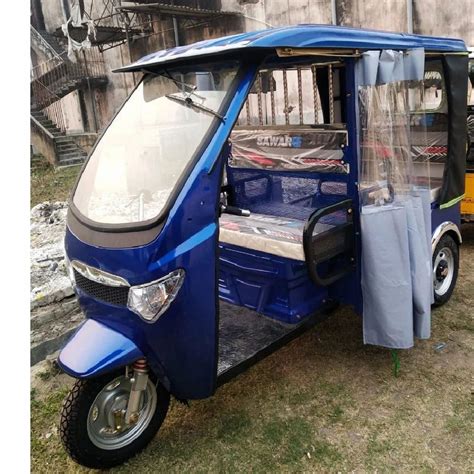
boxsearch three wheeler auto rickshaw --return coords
[57,25,468,468]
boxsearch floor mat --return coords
[217,301,297,375]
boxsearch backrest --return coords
[226,130,350,221]
[225,58,351,221]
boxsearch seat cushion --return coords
[219,213,333,261]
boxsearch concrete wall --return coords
[41,0,66,33]
[222,0,332,28]
[59,91,83,133]
[31,122,57,165]
[336,0,407,31]
[222,0,473,45]
[70,132,98,153]
[413,0,474,47]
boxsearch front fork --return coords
[113,358,150,431]
[125,359,149,425]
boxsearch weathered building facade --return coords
[30,0,473,165]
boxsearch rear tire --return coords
[60,370,170,469]
[432,234,459,307]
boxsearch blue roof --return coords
[116,24,467,72]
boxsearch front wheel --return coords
[432,234,459,307]
[60,370,170,469]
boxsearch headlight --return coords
[127,269,185,323]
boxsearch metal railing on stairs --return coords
[31,47,107,110]
[32,81,68,132]
[30,26,63,62]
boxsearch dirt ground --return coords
[31,224,473,473]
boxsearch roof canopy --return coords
[115,24,467,73]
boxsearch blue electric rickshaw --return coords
[57,25,468,468]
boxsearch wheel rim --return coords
[433,246,454,297]
[87,375,157,450]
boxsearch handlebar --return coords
[303,199,355,287]
[221,205,251,217]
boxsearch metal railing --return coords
[31,48,107,110]
[238,63,342,127]
[31,79,68,132]
[30,25,63,61]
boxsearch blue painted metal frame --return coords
[62,62,259,400]
[327,58,362,313]
[61,34,463,399]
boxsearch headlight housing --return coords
[127,269,185,323]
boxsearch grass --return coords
[31,158,81,208]
[30,164,474,472]
[31,285,474,474]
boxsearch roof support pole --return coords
[331,0,337,25]
[406,0,413,33]
[171,1,179,46]
[172,16,179,46]
[124,24,137,87]
[173,16,179,46]
[158,14,167,49]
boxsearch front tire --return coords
[60,370,170,469]
[432,234,459,307]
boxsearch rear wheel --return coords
[60,370,170,469]
[432,234,459,307]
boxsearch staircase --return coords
[31,57,108,110]
[35,29,67,56]
[30,27,106,166]
[31,110,88,167]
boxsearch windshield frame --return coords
[68,60,245,233]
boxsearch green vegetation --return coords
[31,157,81,208]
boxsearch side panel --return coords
[431,203,461,234]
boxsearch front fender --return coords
[58,319,143,378]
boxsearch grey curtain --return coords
[356,49,432,349]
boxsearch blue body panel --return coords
[431,203,461,233]
[58,319,143,378]
[219,243,328,324]
[116,25,466,73]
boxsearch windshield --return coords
[73,62,239,225]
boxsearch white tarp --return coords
[61,3,96,62]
